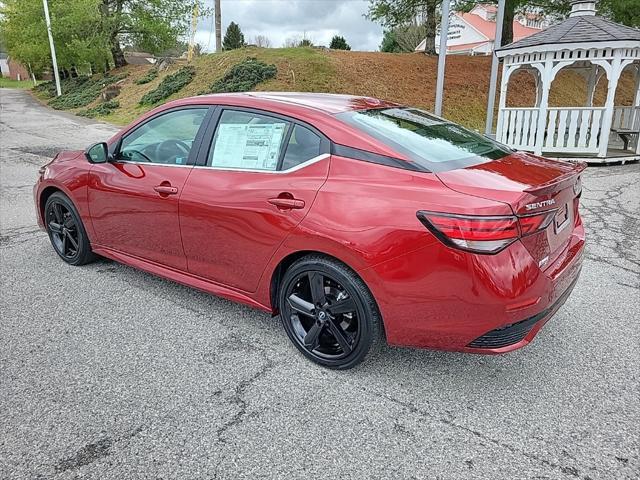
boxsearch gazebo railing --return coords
[612,106,640,130]
[498,106,606,154]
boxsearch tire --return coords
[44,192,96,266]
[278,254,384,369]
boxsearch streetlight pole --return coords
[485,0,506,136]
[42,0,61,97]
[434,0,451,117]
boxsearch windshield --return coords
[336,108,511,172]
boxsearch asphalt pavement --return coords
[1,88,639,479]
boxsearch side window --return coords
[281,125,322,170]
[208,110,289,171]
[118,108,207,165]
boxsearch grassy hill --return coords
[33,47,637,132]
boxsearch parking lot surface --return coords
[1,88,639,479]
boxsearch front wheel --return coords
[44,192,96,266]
[279,255,384,369]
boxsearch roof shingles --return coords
[498,15,640,51]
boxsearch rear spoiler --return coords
[524,162,586,195]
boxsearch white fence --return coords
[498,107,605,154]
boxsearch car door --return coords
[179,107,331,292]
[88,107,212,270]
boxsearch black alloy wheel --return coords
[279,255,383,369]
[44,192,96,266]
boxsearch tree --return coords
[253,35,272,48]
[380,30,401,52]
[0,0,111,76]
[223,22,245,50]
[99,0,200,67]
[329,35,351,50]
[368,0,441,55]
[298,38,313,47]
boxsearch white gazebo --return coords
[494,0,640,163]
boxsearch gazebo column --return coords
[495,62,511,143]
[585,64,600,107]
[633,65,640,154]
[597,54,622,157]
[533,58,553,156]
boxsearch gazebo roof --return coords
[497,14,640,52]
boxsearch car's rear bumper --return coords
[361,221,585,353]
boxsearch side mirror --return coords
[85,142,109,164]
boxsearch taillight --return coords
[518,211,556,235]
[417,210,557,254]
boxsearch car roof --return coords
[183,92,400,114]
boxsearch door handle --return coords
[154,184,178,195]
[268,197,305,210]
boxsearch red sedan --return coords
[34,93,585,369]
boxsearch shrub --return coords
[330,35,351,51]
[78,100,120,118]
[47,73,127,110]
[135,68,158,85]
[206,58,276,94]
[139,66,195,106]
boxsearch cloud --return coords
[193,0,383,51]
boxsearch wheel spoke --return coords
[308,272,326,306]
[52,203,63,223]
[61,232,68,253]
[48,221,63,234]
[327,320,352,354]
[327,296,356,315]
[287,294,315,317]
[66,231,79,250]
[303,321,323,350]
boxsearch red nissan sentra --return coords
[34,93,585,369]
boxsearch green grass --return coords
[0,77,38,89]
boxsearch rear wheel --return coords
[279,255,383,369]
[44,192,96,266]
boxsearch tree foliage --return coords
[368,0,441,55]
[329,35,351,50]
[0,0,202,73]
[0,0,110,76]
[223,22,245,50]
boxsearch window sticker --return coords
[211,122,286,170]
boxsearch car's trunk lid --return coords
[435,151,585,269]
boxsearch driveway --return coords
[1,88,639,479]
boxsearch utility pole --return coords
[485,0,506,136]
[434,0,451,117]
[215,0,222,53]
[42,0,61,97]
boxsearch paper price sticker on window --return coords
[211,122,286,171]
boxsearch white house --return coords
[415,4,544,55]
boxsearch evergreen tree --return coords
[329,35,351,50]
[223,22,245,50]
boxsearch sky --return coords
[194,0,384,52]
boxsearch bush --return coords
[47,73,127,110]
[139,66,195,106]
[135,68,158,85]
[206,58,276,94]
[78,100,120,118]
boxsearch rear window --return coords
[336,108,511,172]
